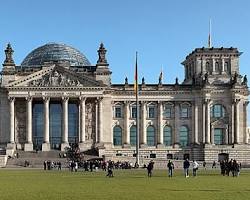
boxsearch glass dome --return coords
[21,43,91,67]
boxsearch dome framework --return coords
[21,43,91,67]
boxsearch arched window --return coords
[214,128,223,145]
[163,126,172,146]
[212,104,225,118]
[113,126,122,146]
[147,125,155,146]
[179,126,188,147]
[130,125,136,146]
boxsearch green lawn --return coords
[0,169,249,200]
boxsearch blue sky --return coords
[0,0,250,85]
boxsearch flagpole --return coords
[135,52,140,167]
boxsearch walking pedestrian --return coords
[183,159,190,178]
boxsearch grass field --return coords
[0,168,249,200]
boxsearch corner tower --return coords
[182,47,242,85]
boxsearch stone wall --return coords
[0,155,8,167]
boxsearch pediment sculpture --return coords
[29,70,83,87]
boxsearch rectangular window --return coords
[163,107,171,118]
[148,107,155,118]
[214,128,223,145]
[181,107,188,118]
[213,105,222,118]
[115,107,122,118]
[131,107,137,119]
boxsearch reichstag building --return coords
[0,42,249,163]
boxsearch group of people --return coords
[43,160,62,170]
[42,157,241,179]
[220,159,241,177]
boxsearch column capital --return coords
[232,98,240,105]
[96,97,103,102]
[62,96,69,102]
[157,101,163,105]
[244,100,249,106]
[8,96,15,102]
[79,96,86,102]
[42,96,50,102]
[25,96,33,102]
[124,100,130,105]
[203,98,211,105]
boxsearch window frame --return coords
[147,125,155,146]
[163,126,172,146]
[179,126,188,147]
[113,125,122,146]
[148,105,156,119]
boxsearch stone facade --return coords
[0,43,249,163]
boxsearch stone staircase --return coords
[5,149,102,168]
[6,150,67,168]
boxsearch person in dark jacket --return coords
[147,160,154,177]
[167,160,174,177]
[183,159,190,178]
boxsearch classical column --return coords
[210,126,214,144]
[234,99,240,144]
[124,101,130,146]
[141,101,147,145]
[202,102,206,143]
[42,97,50,151]
[212,58,215,73]
[8,97,15,144]
[224,126,228,145]
[244,101,249,144]
[205,99,211,144]
[231,101,235,144]
[174,102,180,147]
[221,58,225,73]
[193,101,199,144]
[157,101,164,146]
[98,98,103,144]
[61,96,69,151]
[79,96,86,143]
[24,96,33,151]
[95,101,98,143]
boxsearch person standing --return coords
[192,160,199,177]
[167,160,174,177]
[147,160,154,177]
[183,159,190,178]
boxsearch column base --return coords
[61,142,69,151]
[140,144,148,149]
[16,143,22,150]
[157,144,165,149]
[6,143,15,156]
[78,141,92,151]
[42,143,51,151]
[122,144,131,148]
[24,143,33,151]
[173,143,180,148]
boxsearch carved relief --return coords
[15,101,26,144]
[29,70,82,87]
[85,101,96,142]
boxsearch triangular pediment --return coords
[6,65,105,88]
[211,119,228,128]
